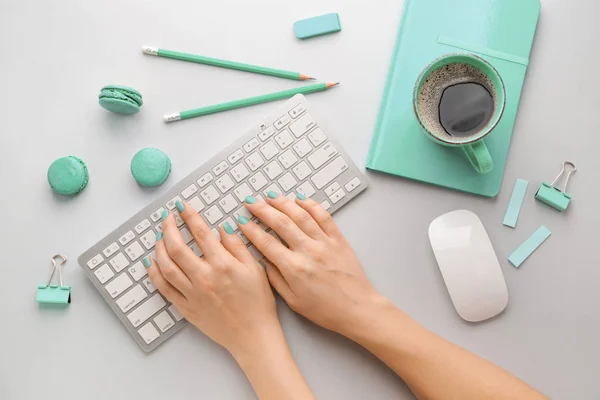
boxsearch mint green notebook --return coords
[367,0,541,197]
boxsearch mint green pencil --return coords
[163,82,339,123]
[142,46,314,81]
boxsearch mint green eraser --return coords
[294,13,341,40]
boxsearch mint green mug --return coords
[413,53,506,174]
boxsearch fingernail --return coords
[296,192,307,200]
[161,210,169,220]
[258,260,266,268]
[238,215,249,225]
[223,222,235,235]
[143,257,151,268]
[267,191,279,199]
[175,200,184,213]
[156,232,163,241]
[245,196,257,204]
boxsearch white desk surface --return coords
[1,0,598,398]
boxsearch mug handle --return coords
[462,141,493,174]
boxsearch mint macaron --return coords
[98,85,143,115]
[47,156,89,196]
[131,148,171,187]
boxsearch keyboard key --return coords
[169,305,184,322]
[200,185,220,205]
[311,156,348,189]
[119,231,135,246]
[128,294,167,328]
[87,254,104,270]
[197,172,213,188]
[233,206,253,222]
[135,219,152,234]
[238,232,250,244]
[231,163,250,182]
[278,150,298,169]
[290,114,317,137]
[190,242,203,257]
[234,183,253,202]
[296,181,316,198]
[275,115,291,130]
[125,242,145,262]
[138,322,160,344]
[228,149,244,165]
[274,130,294,149]
[249,172,268,191]
[289,103,306,119]
[166,197,182,210]
[286,192,297,201]
[292,161,312,181]
[307,142,338,169]
[94,264,114,284]
[264,160,283,180]
[110,253,130,272]
[188,196,205,212]
[212,161,228,176]
[155,223,162,233]
[245,152,265,171]
[258,126,276,141]
[263,183,282,197]
[345,177,362,192]
[150,207,165,223]
[330,189,346,204]
[260,141,280,160]
[154,311,175,332]
[278,172,298,192]
[103,242,119,257]
[216,174,235,193]
[293,138,313,158]
[128,262,148,281]
[142,277,157,293]
[181,184,198,199]
[116,285,147,312]
[105,273,133,298]
[254,220,269,230]
[220,217,238,232]
[211,228,221,241]
[219,194,239,213]
[204,205,224,225]
[307,127,327,147]
[179,227,194,244]
[325,182,341,197]
[320,200,331,211]
[170,210,183,227]
[244,138,260,153]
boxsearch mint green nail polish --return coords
[245,196,257,204]
[143,257,151,268]
[223,222,235,235]
[161,210,169,220]
[238,215,249,225]
[296,192,307,200]
[175,200,184,213]
[156,232,163,241]
[267,191,279,199]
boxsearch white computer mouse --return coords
[428,210,508,322]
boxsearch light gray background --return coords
[1,0,598,398]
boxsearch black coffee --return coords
[438,83,494,138]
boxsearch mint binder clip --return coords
[37,254,71,305]
[535,161,577,212]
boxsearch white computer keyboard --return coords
[78,94,368,352]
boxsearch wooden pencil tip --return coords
[326,82,340,89]
[299,74,316,81]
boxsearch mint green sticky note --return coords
[503,178,529,228]
[509,226,551,268]
[294,13,341,40]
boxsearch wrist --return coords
[229,322,289,365]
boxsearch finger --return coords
[296,196,343,239]
[263,258,296,304]
[244,195,310,248]
[161,207,206,277]
[236,213,293,269]
[144,255,187,305]
[175,200,228,262]
[154,232,194,293]
[264,191,326,240]
[220,222,255,265]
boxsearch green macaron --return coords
[131,148,171,187]
[98,85,143,115]
[47,156,89,196]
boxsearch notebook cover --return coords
[367,0,541,197]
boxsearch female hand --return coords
[144,200,280,356]
[238,193,384,337]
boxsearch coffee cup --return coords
[413,53,506,174]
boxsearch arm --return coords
[239,193,547,400]
[146,202,314,400]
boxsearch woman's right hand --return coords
[237,193,386,336]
